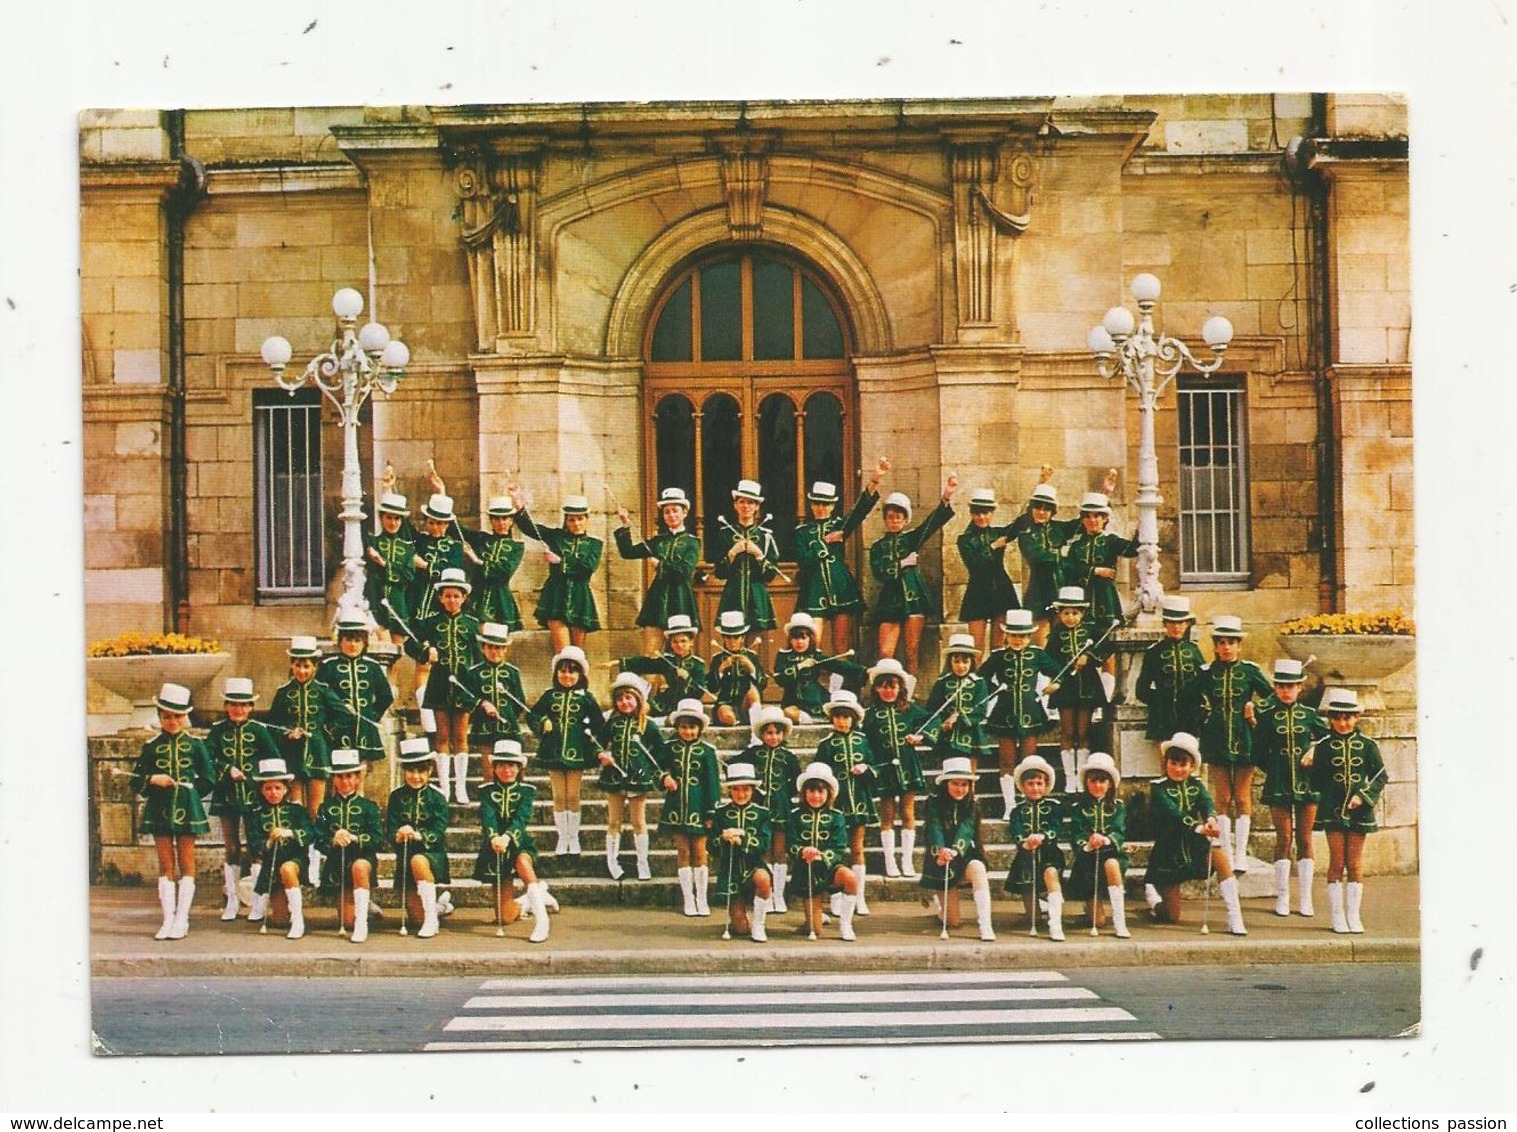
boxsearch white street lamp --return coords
[1088,273,1233,622]
[261,289,409,630]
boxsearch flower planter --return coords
[86,652,231,731]
[1276,633,1414,712]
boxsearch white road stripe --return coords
[462,986,1098,1010]
[445,1006,1136,1032]
[424,1031,1162,1051]
[476,970,1069,992]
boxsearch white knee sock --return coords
[1274,859,1292,916]
[899,828,918,877]
[880,829,900,877]
[1233,814,1252,869]
[1297,858,1315,916]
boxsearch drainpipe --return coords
[1307,94,1338,614]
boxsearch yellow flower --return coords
[87,631,222,657]
[1278,609,1414,637]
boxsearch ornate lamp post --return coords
[1087,273,1233,623]
[260,287,410,630]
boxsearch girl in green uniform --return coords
[706,609,767,726]
[246,757,314,940]
[1255,659,1329,917]
[1061,492,1139,628]
[131,682,216,940]
[406,492,471,735]
[527,646,605,858]
[1134,596,1205,742]
[618,613,708,722]
[511,488,604,652]
[467,496,526,632]
[1043,587,1112,793]
[206,677,279,921]
[982,608,1060,820]
[595,672,672,882]
[743,706,801,913]
[1306,689,1386,934]
[364,491,417,645]
[864,658,929,879]
[1145,732,1247,934]
[772,611,864,724]
[313,749,384,942]
[955,486,1025,659]
[1015,477,1079,646]
[710,762,775,941]
[813,690,879,916]
[660,699,723,917]
[789,762,859,941]
[794,457,888,651]
[473,740,549,943]
[711,478,782,634]
[386,738,451,938]
[405,568,483,803]
[614,486,702,656]
[320,619,394,779]
[459,622,527,789]
[868,476,959,677]
[1003,756,1068,941]
[921,757,995,941]
[911,633,993,769]
[1064,752,1130,938]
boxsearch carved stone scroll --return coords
[719,149,769,241]
[949,141,1035,331]
[454,148,543,351]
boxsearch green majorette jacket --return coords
[458,657,527,743]
[620,651,708,717]
[1015,514,1081,617]
[131,730,216,836]
[919,789,985,888]
[1004,795,1067,895]
[526,686,605,772]
[712,520,782,629]
[266,676,355,781]
[710,799,773,899]
[614,524,702,630]
[706,646,767,712]
[919,671,993,758]
[956,518,1024,621]
[514,509,604,631]
[659,738,722,834]
[473,779,539,881]
[1061,528,1140,625]
[742,741,801,827]
[312,790,383,888]
[773,648,866,717]
[1145,775,1216,887]
[595,712,672,793]
[982,645,1060,737]
[204,718,280,817]
[1183,658,1274,766]
[407,527,466,621]
[868,500,955,623]
[1135,635,1206,740]
[1063,795,1128,899]
[249,798,314,894]
[467,529,526,631]
[1255,698,1329,806]
[1045,620,1112,708]
[863,701,930,796]
[406,608,483,712]
[364,526,416,636]
[319,653,394,759]
[814,729,879,829]
[788,802,850,894]
[794,488,879,617]
[386,781,452,884]
[1312,728,1386,834]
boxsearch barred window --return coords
[253,389,325,598]
[1177,379,1249,586]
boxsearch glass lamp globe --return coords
[260,335,293,369]
[1201,315,1235,349]
[331,288,364,320]
[358,322,391,353]
[1130,273,1162,304]
[1102,306,1136,339]
[380,340,410,371]
[1087,325,1116,355]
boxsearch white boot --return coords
[245,863,262,911]
[154,877,176,940]
[527,880,550,943]
[899,828,918,878]
[1274,859,1292,917]
[634,832,652,880]
[678,866,698,916]
[437,889,454,917]
[221,864,241,921]
[285,886,305,940]
[1075,749,1090,792]
[166,877,195,940]
[248,891,268,923]
[434,754,450,799]
[880,830,900,877]
[1000,773,1017,820]
[838,892,858,941]
[1220,875,1246,935]
[853,864,871,916]
[416,880,440,938]
[308,845,323,890]
[1108,884,1130,938]
[830,890,844,917]
[350,888,370,943]
[418,706,437,734]
[973,884,996,941]
[567,813,582,857]
[1233,814,1252,872]
[694,865,711,915]
[552,812,569,856]
[1297,858,1316,917]
[770,863,788,913]
[1144,882,1162,912]
[1346,881,1366,933]
[1059,749,1078,794]
[1215,815,1233,866]
[605,831,625,880]
[453,754,470,804]
[1328,880,1349,933]
[537,881,560,913]
[750,896,769,942]
[1046,891,1065,941]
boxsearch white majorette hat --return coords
[1002,608,1036,633]
[335,616,368,635]
[1052,586,1089,608]
[785,611,819,637]
[750,704,792,740]
[551,645,589,677]
[492,738,528,765]
[807,480,839,503]
[486,495,517,517]
[433,566,472,595]
[561,495,590,515]
[969,487,997,510]
[670,698,709,729]
[796,761,840,799]
[252,757,295,782]
[1271,658,1307,684]
[1080,751,1121,791]
[1079,492,1111,515]
[155,682,193,714]
[1016,755,1058,788]
[716,609,751,637]
[1028,484,1058,510]
[657,487,690,510]
[1161,596,1195,621]
[936,756,977,784]
[1322,687,1362,714]
[663,613,696,637]
[398,737,433,764]
[421,493,456,522]
[378,492,410,516]
[867,656,918,701]
[946,632,977,656]
[222,677,257,703]
[824,689,865,721]
[477,622,511,646]
[1159,731,1202,770]
[287,635,321,658]
[724,761,762,788]
[610,671,651,702]
[732,479,764,503]
[329,748,363,774]
[882,491,913,520]
[1211,615,1246,639]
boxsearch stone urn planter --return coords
[86,652,232,731]
[1277,632,1414,713]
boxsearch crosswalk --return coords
[423,970,1159,1049]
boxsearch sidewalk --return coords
[91,875,1419,978]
